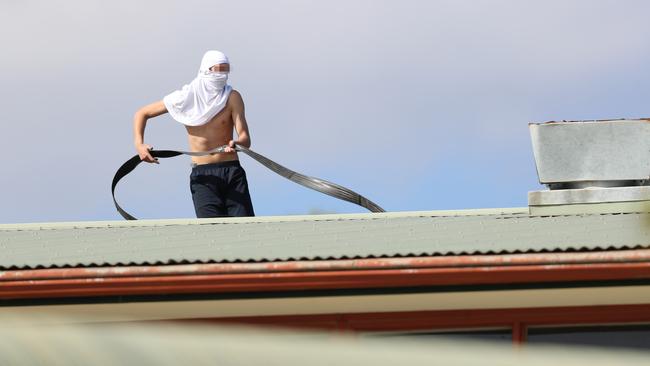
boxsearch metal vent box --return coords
[529,119,650,184]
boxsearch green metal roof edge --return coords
[0,207,529,231]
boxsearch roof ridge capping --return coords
[0,208,529,231]
[528,118,650,215]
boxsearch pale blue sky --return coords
[2,0,649,223]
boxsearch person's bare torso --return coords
[185,93,238,165]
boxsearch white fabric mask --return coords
[163,50,233,126]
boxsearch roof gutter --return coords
[2,249,650,300]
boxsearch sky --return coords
[2,0,650,223]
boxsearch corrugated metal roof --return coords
[1,208,650,269]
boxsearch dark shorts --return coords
[189,160,255,218]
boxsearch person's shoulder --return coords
[230,89,243,99]
[228,89,244,106]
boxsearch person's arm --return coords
[133,100,168,163]
[225,90,251,152]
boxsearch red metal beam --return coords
[512,322,527,345]
[1,255,650,300]
[203,304,650,333]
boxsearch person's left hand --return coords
[224,140,237,153]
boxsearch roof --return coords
[2,207,650,270]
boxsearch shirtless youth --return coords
[132,50,255,218]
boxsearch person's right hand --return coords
[136,144,159,164]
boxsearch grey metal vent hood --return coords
[528,119,650,215]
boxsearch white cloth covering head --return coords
[163,50,233,126]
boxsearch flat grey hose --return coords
[112,145,385,220]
